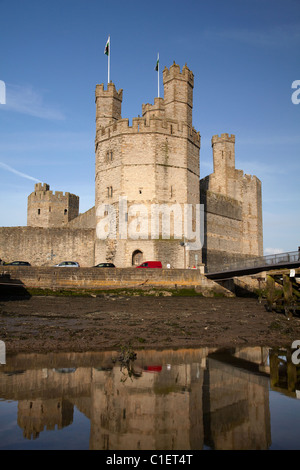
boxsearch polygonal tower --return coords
[27,183,79,228]
[163,62,194,127]
[94,63,201,268]
[200,133,263,271]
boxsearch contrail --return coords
[0,161,41,182]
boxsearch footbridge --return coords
[206,251,300,317]
[206,250,300,281]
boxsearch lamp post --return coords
[180,239,187,269]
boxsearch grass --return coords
[24,286,211,298]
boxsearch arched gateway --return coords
[132,250,143,266]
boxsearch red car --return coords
[136,261,162,268]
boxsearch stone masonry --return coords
[0,62,263,269]
[27,183,79,228]
[94,63,201,268]
[200,133,263,271]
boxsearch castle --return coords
[0,62,263,271]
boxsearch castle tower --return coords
[94,63,201,268]
[162,63,194,127]
[27,183,79,228]
[200,133,263,271]
[211,133,236,196]
[95,83,123,128]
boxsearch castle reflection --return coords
[0,346,299,450]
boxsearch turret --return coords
[209,133,236,196]
[27,183,79,228]
[95,83,123,129]
[211,133,235,172]
[162,62,194,127]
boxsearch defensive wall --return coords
[200,133,263,272]
[0,265,232,296]
[27,183,79,228]
[95,114,200,146]
[94,63,201,269]
[0,227,95,267]
[0,64,263,273]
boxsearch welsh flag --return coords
[104,37,110,56]
[155,54,159,71]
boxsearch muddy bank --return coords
[1,295,300,354]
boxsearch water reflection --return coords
[0,346,299,450]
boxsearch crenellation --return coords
[27,183,79,228]
[96,113,200,146]
[211,133,235,145]
[95,82,123,101]
[163,62,194,88]
[34,182,50,192]
[2,61,263,271]
[201,131,263,269]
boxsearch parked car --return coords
[4,261,31,266]
[94,262,116,268]
[136,261,162,268]
[54,261,80,267]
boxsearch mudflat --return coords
[1,295,300,354]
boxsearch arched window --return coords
[132,250,143,266]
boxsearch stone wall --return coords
[200,133,263,271]
[67,206,96,229]
[27,183,79,228]
[0,265,231,295]
[0,227,95,267]
[94,63,201,268]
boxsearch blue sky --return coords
[0,0,299,255]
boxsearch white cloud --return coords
[2,84,65,120]
[0,161,41,182]
[264,247,284,256]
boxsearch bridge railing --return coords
[207,251,300,274]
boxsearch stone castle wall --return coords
[94,63,201,268]
[200,134,263,271]
[0,65,263,272]
[0,227,95,267]
[0,265,231,294]
[27,183,79,228]
[66,206,96,229]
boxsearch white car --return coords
[54,261,80,267]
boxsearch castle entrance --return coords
[132,250,143,266]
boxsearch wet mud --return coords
[1,295,300,354]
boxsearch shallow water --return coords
[0,346,300,450]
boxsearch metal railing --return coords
[207,251,300,274]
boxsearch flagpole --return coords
[157,53,160,98]
[108,35,110,84]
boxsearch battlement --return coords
[142,97,165,119]
[95,114,200,146]
[242,173,261,185]
[211,133,235,146]
[163,62,194,87]
[30,185,78,201]
[95,82,123,128]
[95,83,123,102]
[34,183,50,192]
[28,184,79,228]
[232,170,261,186]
